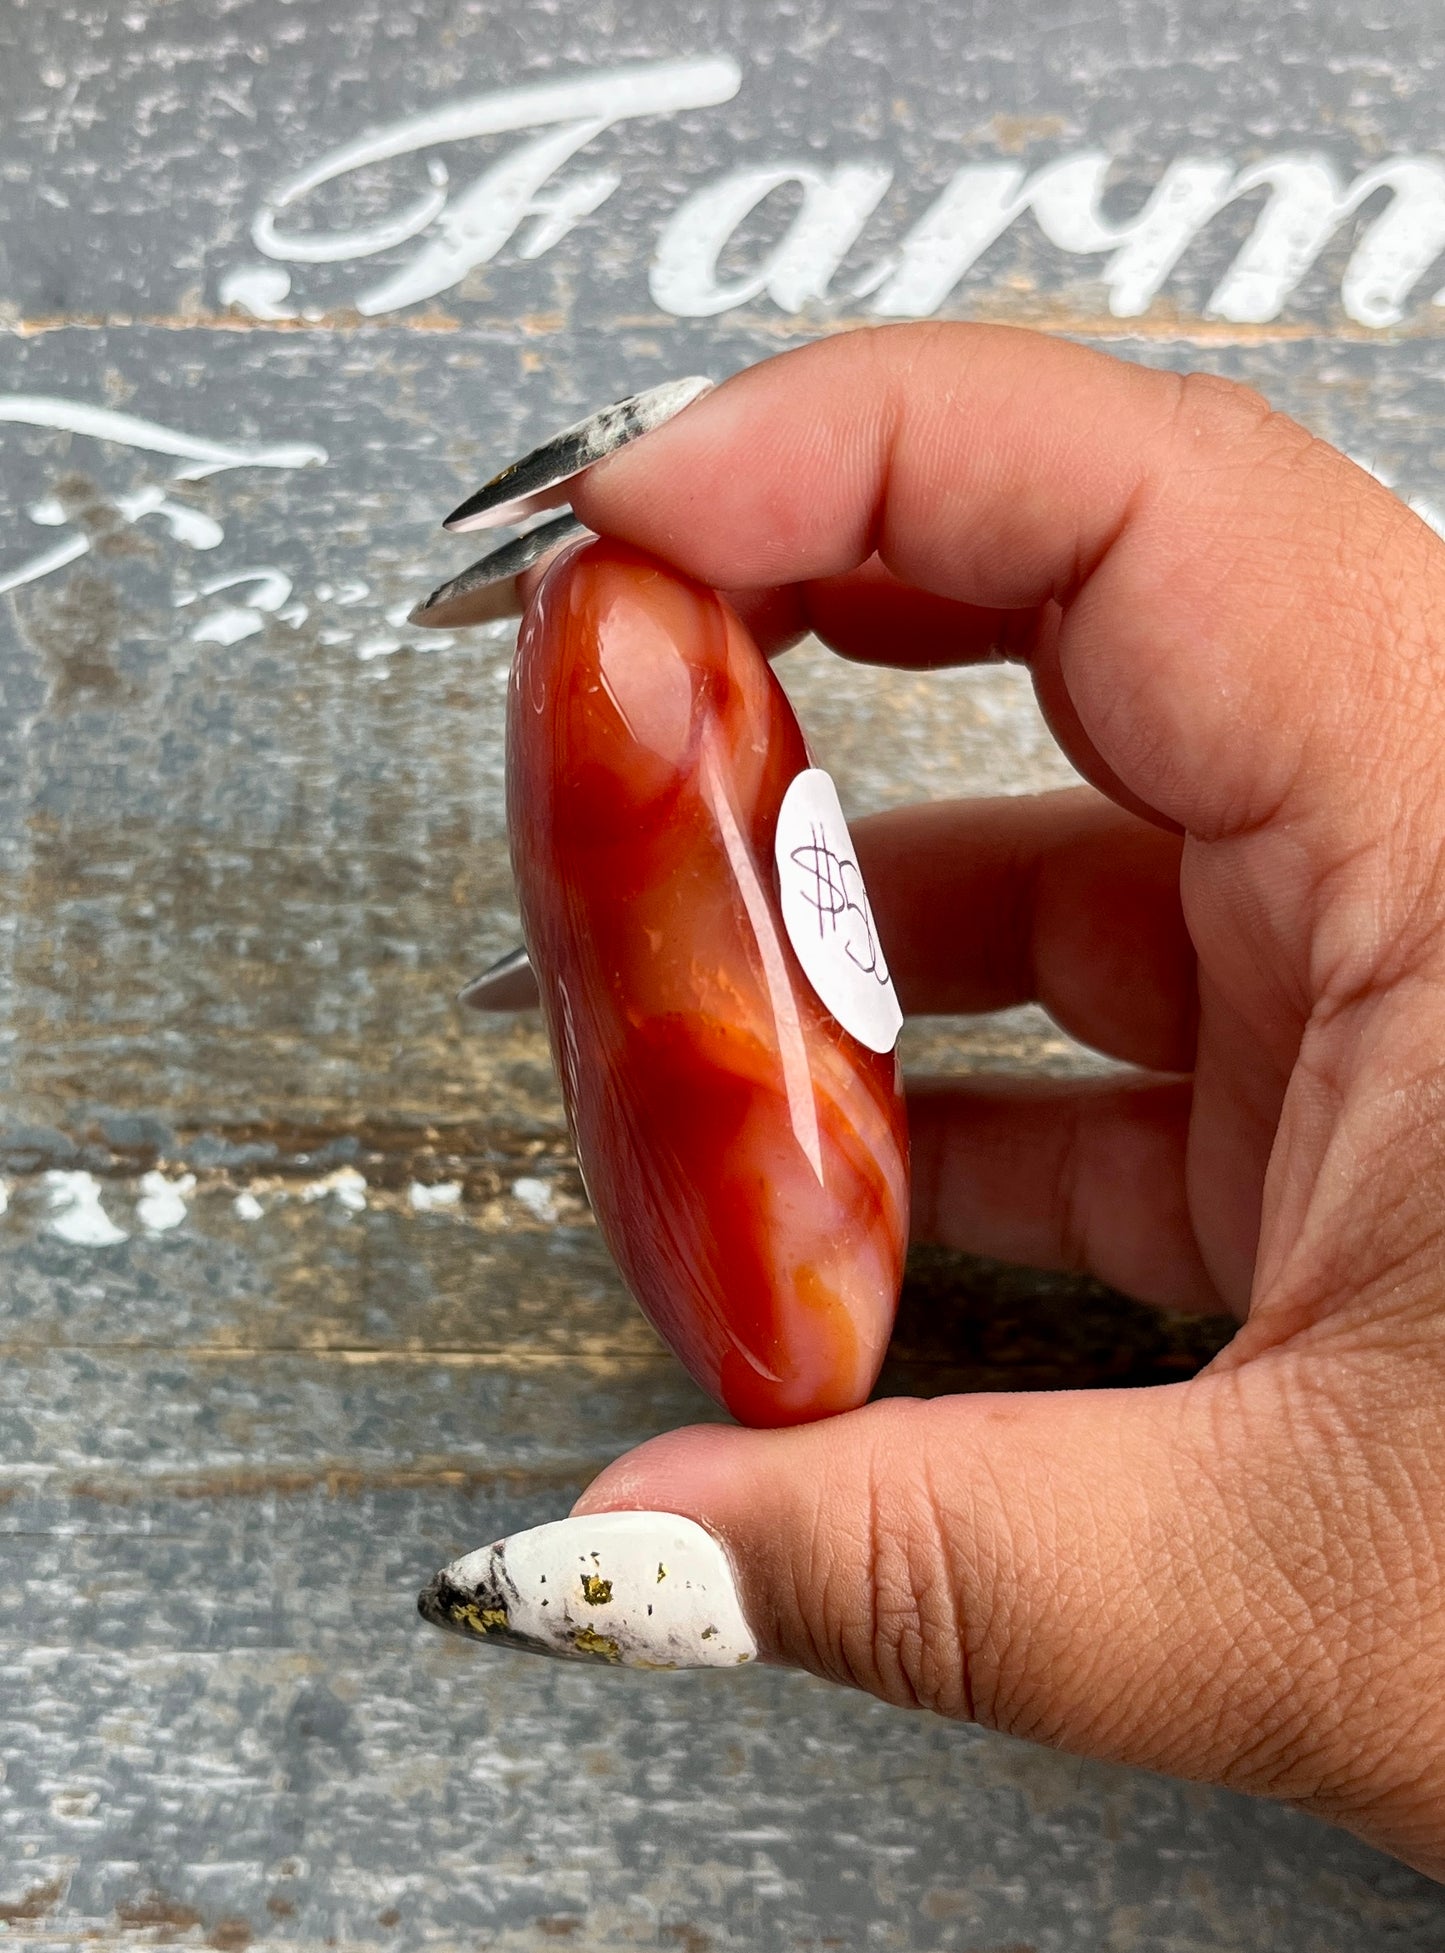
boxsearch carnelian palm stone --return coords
[508,537,909,1426]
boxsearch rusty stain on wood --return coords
[114,1890,206,1935]
[0,1878,65,1924]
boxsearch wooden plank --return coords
[0,329,1441,1140]
[9,1639,1439,1953]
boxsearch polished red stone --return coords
[508,538,909,1426]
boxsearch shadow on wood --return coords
[877,1245,1234,1399]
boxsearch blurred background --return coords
[2,0,1444,1945]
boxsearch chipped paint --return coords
[181,567,299,645]
[42,1172,129,1248]
[135,1170,196,1233]
[298,1167,368,1212]
[409,1180,462,1212]
[511,1176,558,1223]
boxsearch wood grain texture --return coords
[3,0,1445,1944]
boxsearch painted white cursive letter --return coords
[0,399,326,598]
[865,148,1445,326]
[246,58,742,314]
[651,162,893,315]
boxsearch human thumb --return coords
[580,1387,1262,1756]
[421,1363,1379,1813]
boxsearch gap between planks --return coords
[0,1343,665,1367]
[1,309,1422,347]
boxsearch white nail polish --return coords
[418,1511,757,1668]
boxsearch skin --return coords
[538,323,1445,1878]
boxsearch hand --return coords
[537,323,1445,1878]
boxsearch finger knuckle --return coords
[814,1404,974,1719]
[1167,367,1280,451]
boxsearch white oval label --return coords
[774,768,903,1055]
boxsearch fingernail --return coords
[417,1511,758,1668]
[456,944,539,1012]
[408,514,590,629]
[442,376,714,533]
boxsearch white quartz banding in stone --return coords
[418,1510,757,1668]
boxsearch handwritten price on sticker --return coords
[774,768,904,1055]
[787,825,892,987]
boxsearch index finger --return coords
[571,323,1439,852]
[577,325,1155,606]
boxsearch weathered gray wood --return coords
[4,0,1445,1945]
[0,328,1439,1137]
[8,1639,1441,1953]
